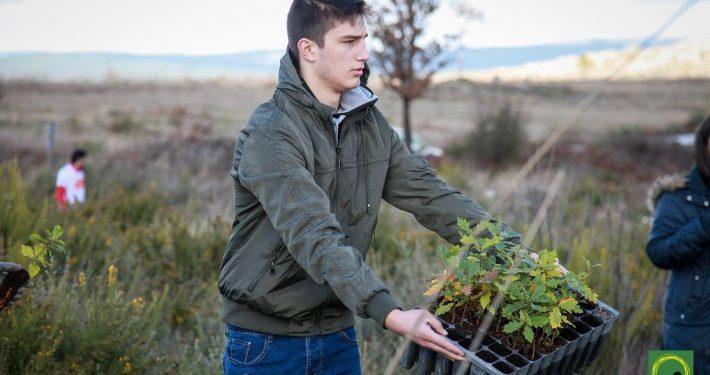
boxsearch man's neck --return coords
[299,65,341,111]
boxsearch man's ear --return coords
[297,38,318,63]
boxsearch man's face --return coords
[313,17,369,94]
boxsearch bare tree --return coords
[369,0,458,151]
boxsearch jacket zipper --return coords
[335,145,342,209]
[246,244,286,292]
[327,123,341,212]
[317,116,357,333]
[330,118,357,213]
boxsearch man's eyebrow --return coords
[340,33,368,39]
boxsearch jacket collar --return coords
[687,166,710,196]
[334,86,378,117]
[275,49,376,124]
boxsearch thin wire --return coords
[490,0,700,214]
[382,1,699,374]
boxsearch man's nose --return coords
[357,43,369,61]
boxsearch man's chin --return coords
[341,79,361,91]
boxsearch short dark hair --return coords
[71,149,87,164]
[287,0,371,59]
[694,114,710,182]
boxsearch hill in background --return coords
[0,38,691,82]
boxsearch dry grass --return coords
[1,78,708,150]
[0,77,704,374]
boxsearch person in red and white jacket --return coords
[55,149,87,210]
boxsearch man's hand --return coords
[0,262,26,308]
[384,308,465,361]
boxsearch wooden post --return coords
[46,121,57,177]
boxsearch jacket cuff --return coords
[365,291,401,329]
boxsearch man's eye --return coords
[345,40,355,44]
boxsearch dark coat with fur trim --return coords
[647,166,710,370]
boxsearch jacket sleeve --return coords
[646,193,710,269]
[376,108,520,245]
[236,117,400,328]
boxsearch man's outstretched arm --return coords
[375,107,519,245]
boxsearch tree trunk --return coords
[402,95,412,152]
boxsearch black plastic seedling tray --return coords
[401,300,619,375]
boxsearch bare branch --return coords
[370,0,464,149]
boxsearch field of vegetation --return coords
[0,78,705,374]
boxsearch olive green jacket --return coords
[218,51,497,336]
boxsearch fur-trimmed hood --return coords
[646,174,687,213]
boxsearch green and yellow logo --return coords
[648,350,693,375]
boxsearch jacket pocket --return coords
[218,241,288,310]
[247,244,287,293]
[668,270,705,325]
[263,273,331,320]
[341,161,370,224]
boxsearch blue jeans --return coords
[223,324,361,374]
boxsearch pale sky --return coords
[0,0,707,55]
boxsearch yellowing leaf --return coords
[21,245,34,258]
[36,243,48,259]
[480,291,491,309]
[424,277,444,296]
[549,307,562,329]
[27,263,40,278]
[548,269,563,278]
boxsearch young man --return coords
[218,1,519,373]
[55,149,87,211]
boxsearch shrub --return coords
[0,266,168,374]
[448,98,527,168]
[0,160,47,260]
[107,110,141,134]
[0,160,226,373]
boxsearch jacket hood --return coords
[646,172,688,213]
[275,50,374,123]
